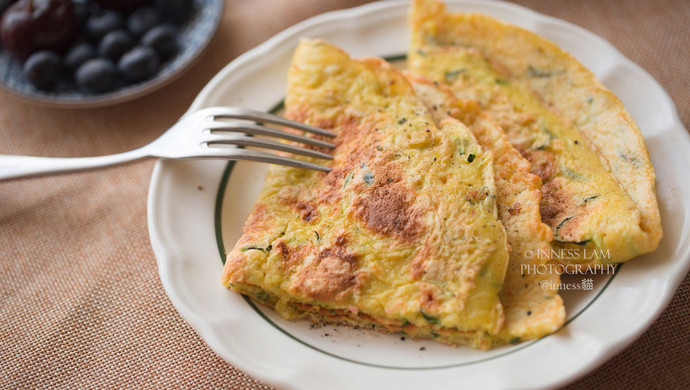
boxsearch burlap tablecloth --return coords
[1,0,688,388]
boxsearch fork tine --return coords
[221,148,331,172]
[207,122,335,149]
[204,135,333,160]
[201,106,336,138]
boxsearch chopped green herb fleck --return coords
[363,171,374,186]
[420,310,440,325]
[343,172,353,188]
[444,68,465,81]
[397,117,407,125]
[509,337,521,344]
[584,195,599,203]
[573,240,591,246]
[527,65,553,78]
[540,123,556,140]
[241,246,267,252]
[467,153,475,163]
[455,137,467,155]
[561,167,584,180]
[554,216,575,242]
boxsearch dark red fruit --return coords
[91,0,152,14]
[0,0,75,60]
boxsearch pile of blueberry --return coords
[0,0,193,93]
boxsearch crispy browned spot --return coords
[277,188,320,223]
[540,180,568,223]
[276,240,289,259]
[291,239,363,302]
[276,239,304,272]
[223,253,246,283]
[297,203,318,222]
[540,179,580,241]
[236,203,272,244]
[466,188,489,203]
[242,203,268,232]
[301,113,366,206]
[507,202,521,216]
[317,168,346,205]
[351,178,422,242]
[286,108,360,156]
[521,149,557,181]
[556,215,584,242]
[420,283,441,312]
[409,259,425,280]
[334,234,348,248]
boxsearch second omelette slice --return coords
[409,0,662,263]
[222,39,510,348]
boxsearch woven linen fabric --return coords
[0,0,687,389]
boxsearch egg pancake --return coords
[409,0,662,263]
[222,39,511,348]
[408,73,565,345]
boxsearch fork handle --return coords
[0,148,151,181]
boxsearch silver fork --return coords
[0,107,335,181]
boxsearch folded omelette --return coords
[408,0,662,264]
[222,39,513,348]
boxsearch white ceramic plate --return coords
[147,1,690,389]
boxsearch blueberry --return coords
[142,24,177,60]
[98,30,133,61]
[76,58,117,93]
[85,10,124,42]
[64,42,96,72]
[127,7,159,37]
[23,51,62,90]
[155,0,192,24]
[118,46,159,82]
